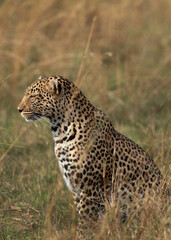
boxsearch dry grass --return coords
[0,0,171,239]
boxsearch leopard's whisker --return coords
[22,111,32,114]
[37,118,51,129]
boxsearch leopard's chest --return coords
[55,142,79,193]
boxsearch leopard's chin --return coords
[24,117,36,122]
[21,112,42,122]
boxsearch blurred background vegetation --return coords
[0,0,170,239]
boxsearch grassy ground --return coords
[0,0,170,239]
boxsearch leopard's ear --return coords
[47,79,62,95]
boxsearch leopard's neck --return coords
[50,103,95,153]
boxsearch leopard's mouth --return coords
[21,112,42,122]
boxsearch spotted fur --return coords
[18,75,168,239]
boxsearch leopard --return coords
[18,75,169,239]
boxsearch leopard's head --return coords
[17,76,68,122]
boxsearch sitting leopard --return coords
[18,75,168,238]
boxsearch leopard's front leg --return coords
[73,191,104,240]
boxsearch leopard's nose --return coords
[17,107,23,113]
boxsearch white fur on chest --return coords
[58,159,72,191]
[52,124,78,193]
[54,144,73,192]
